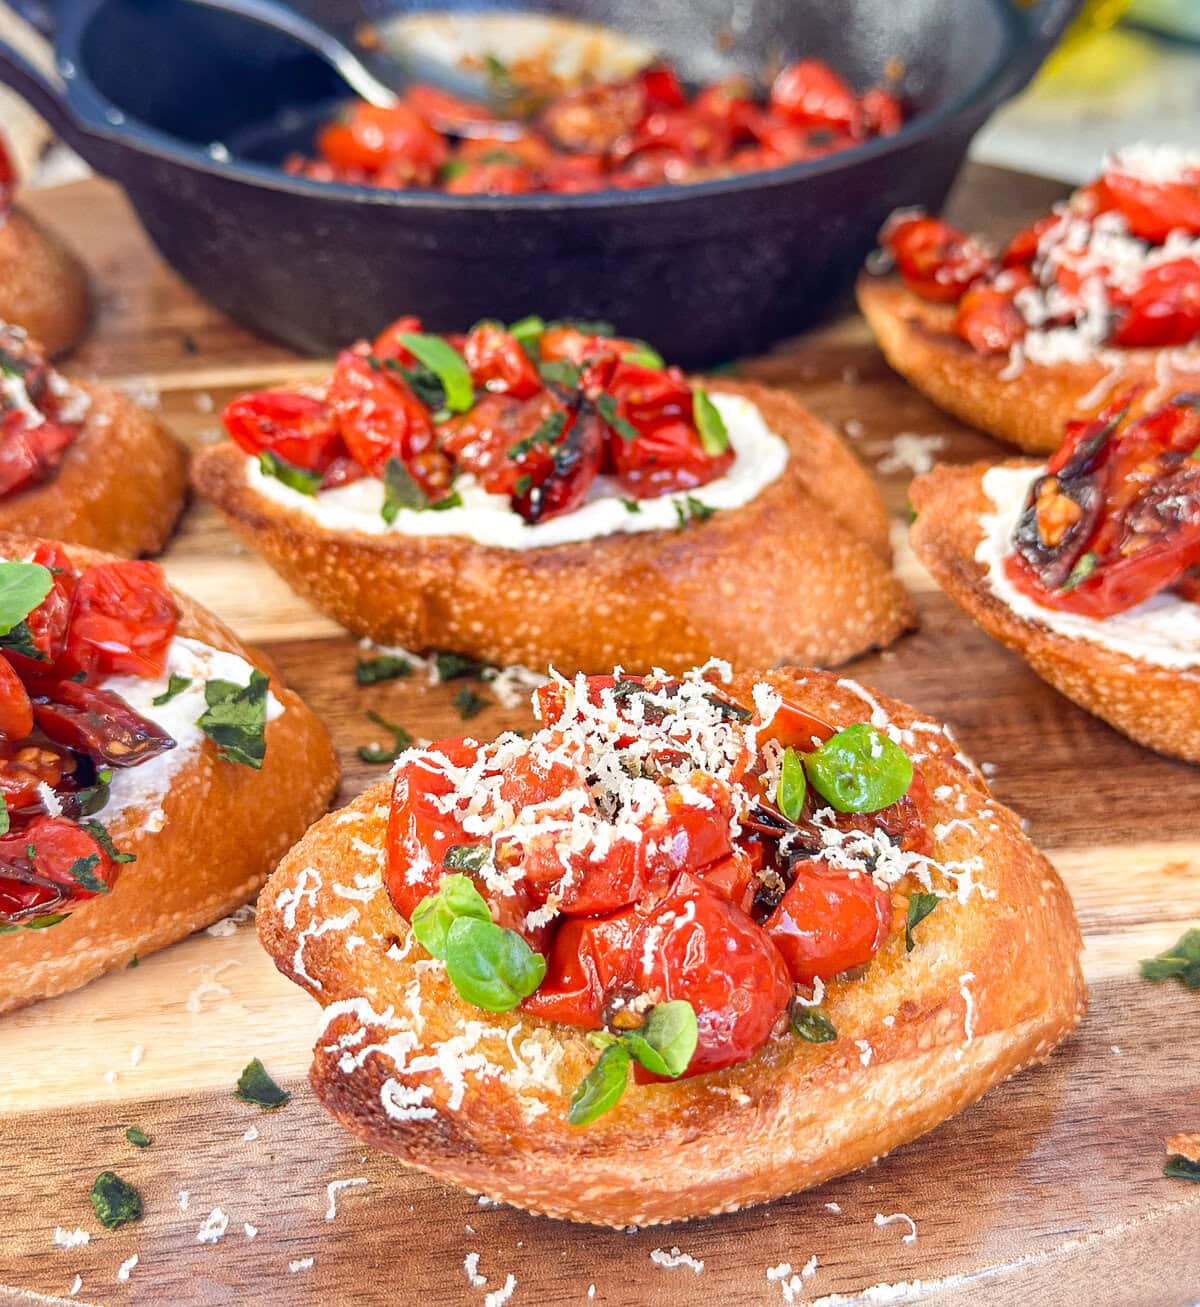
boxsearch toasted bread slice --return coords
[0,206,89,357]
[257,668,1084,1227]
[910,461,1200,763]
[0,534,340,1013]
[0,380,189,557]
[193,381,914,675]
[856,272,1200,455]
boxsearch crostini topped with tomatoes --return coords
[285,58,905,195]
[257,662,1084,1224]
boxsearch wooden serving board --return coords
[1,165,1198,1307]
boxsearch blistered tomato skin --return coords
[764,863,892,985]
[53,561,177,682]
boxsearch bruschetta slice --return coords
[258,662,1084,1226]
[857,144,1200,454]
[0,534,339,1012]
[0,134,89,356]
[911,393,1200,762]
[0,324,188,555]
[193,317,913,674]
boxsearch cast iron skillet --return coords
[0,0,1079,365]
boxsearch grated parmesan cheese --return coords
[650,1247,704,1273]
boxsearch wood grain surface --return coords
[0,166,1197,1307]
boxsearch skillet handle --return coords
[995,0,1085,101]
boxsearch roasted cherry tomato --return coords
[860,86,904,136]
[438,391,562,496]
[521,910,640,1028]
[0,657,31,739]
[32,681,176,768]
[221,390,344,474]
[0,814,115,922]
[511,409,604,524]
[316,102,448,183]
[0,412,78,498]
[443,158,536,195]
[371,316,423,365]
[6,541,78,678]
[770,59,859,132]
[953,283,1026,355]
[764,861,892,984]
[0,740,68,811]
[54,561,176,681]
[538,77,646,155]
[462,323,542,399]
[1112,258,1200,348]
[884,214,993,303]
[1098,166,1200,243]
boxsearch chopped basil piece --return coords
[567,1043,631,1126]
[234,1058,290,1110]
[1165,1155,1200,1181]
[692,388,730,455]
[594,393,639,442]
[89,1171,142,1229]
[124,1126,152,1149]
[674,496,716,527]
[356,710,413,765]
[1062,551,1096,592]
[777,747,807,822]
[439,158,468,183]
[508,410,566,461]
[385,357,446,411]
[804,723,913,814]
[0,793,7,837]
[618,1001,698,1078]
[444,843,492,873]
[0,561,52,637]
[397,333,473,413]
[152,674,192,706]
[1,911,71,933]
[197,671,269,769]
[66,854,108,895]
[789,1000,838,1043]
[538,359,582,389]
[355,654,411,686]
[514,473,533,496]
[257,449,322,496]
[1140,929,1200,989]
[431,489,462,510]
[381,456,429,523]
[0,619,43,661]
[508,315,545,349]
[905,892,940,952]
[80,821,136,864]
[443,916,546,1012]
[435,651,486,682]
[620,342,665,370]
[453,686,488,720]
[621,498,641,513]
[411,873,493,960]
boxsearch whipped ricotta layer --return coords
[976,464,1200,669]
[98,636,284,829]
[244,391,789,549]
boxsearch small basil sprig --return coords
[0,561,51,639]
[804,723,913,814]
[1140,929,1200,989]
[257,449,322,496]
[620,341,665,370]
[905,892,940,952]
[567,1001,698,1126]
[692,388,730,455]
[789,999,837,1043]
[152,674,191,706]
[397,333,473,412]
[673,496,716,526]
[1165,1155,1200,1181]
[355,654,410,685]
[411,874,545,1012]
[777,747,806,822]
[197,671,269,768]
[90,1171,142,1229]
[356,710,413,765]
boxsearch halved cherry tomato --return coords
[316,102,448,184]
[32,681,176,768]
[462,323,542,399]
[1002,213,1062,268]
[953,284,1026,355]
[437,391,561,496]
[221,390,344,474]
[8,542,77,677]
[608,417,733,497]
[521,910,640,1028]
[1098,167,1200,243]
[53,561,176,681]
[884,215,994,303]
[764,861,892,984]
[692,79,760,141]
[1112,258,1200,348]
[538,77,646,155]
[0,814,115,923]
[770,60,859,132]
[0,657,31,738]
[860,86,903,137]
[511,409,604,523]
[371,316,423,365]
[0,412,78,498]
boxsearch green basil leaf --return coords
[619,1001,697,1078]
[453,686,488,720]
[90,1171,142,1229]
[0,619,43,661]
[804,722,913,814]
[673,495,716,527]
[0,793,8,838]
[594,393,639,442]
[124,1125,152,1148]
[1062,551,1096,592]
[777,747,806,822]
[444,843,492,873]
[16,911,70,931]
[443,916,546,1012]
[66,854,108,895]
[620,342,665,370]
[197,670,269,769]
[789,1000,837,1043]
[152,673,191,706]
[355,654,411,685]
[381,455,430,523]
[508,315,546,350]
[508,410,566,461]
[621,498,641,514]
[435,651,486,682]
[79,821,136,864]
[567,1042,631,1126]
[257,449,322,496]
[356,709,413,765]
[439,158,469,183]
[692,388,730,455]
[410,873,493,960]
[905,891,940,952]
[0,561,51,638]
[539,359,582,389]
[385,358,446,411]
[397,333,473,412]
[1165,1154,1200,1181]
[234,1057,290,1110]
[1140,929,1200,990]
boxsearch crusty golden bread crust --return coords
[192,380,914,674]
[256,668,1085,1226]
[0,533,340,1013]
[856,272,1200,455]
[0,207,89,357]
[0,382,189,557]
[910,461,1200,763]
